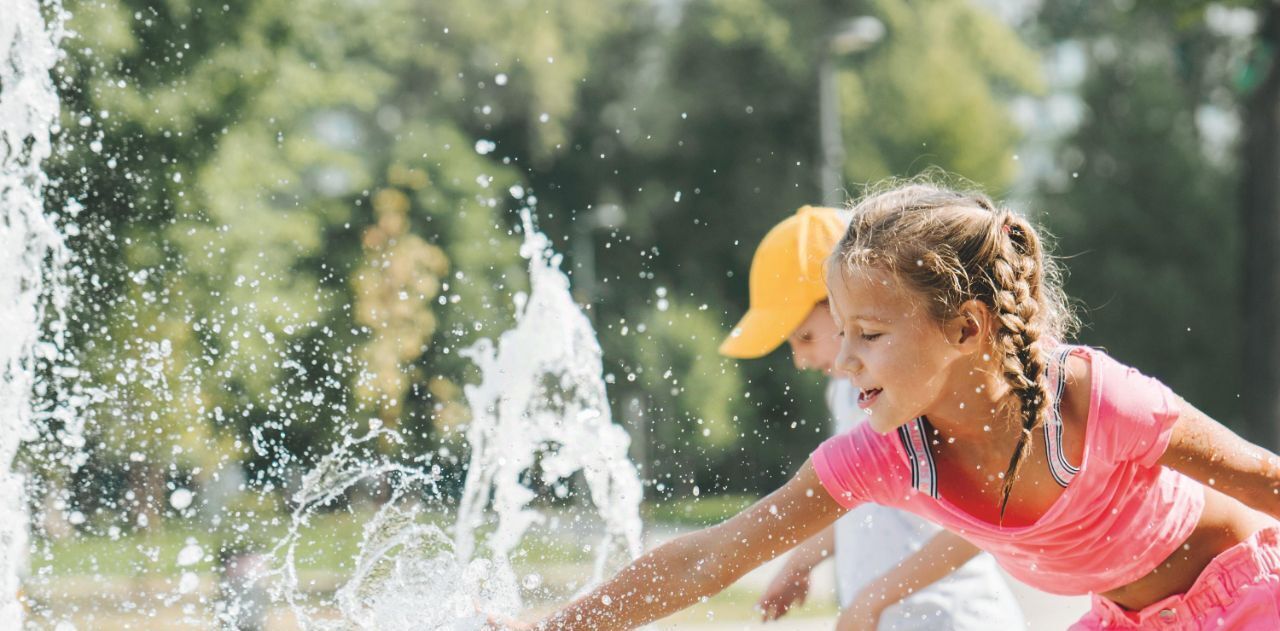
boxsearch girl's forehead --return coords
[826,265,917,319]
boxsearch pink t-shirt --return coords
[811,346,1205,595]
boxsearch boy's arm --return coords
[1159,397,1280,518]
[757,525,835,620]
[532,460,846,630]
[837,529,981,630]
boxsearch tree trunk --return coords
[1241,1,1280,448]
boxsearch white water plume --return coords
[0,0,72,626]
[454,211,644,581]
[264,213,643,629]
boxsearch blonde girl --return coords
[509,181,1280,630]
[720,205,1023,629]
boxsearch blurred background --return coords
[16,0,1280,628]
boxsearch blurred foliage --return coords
[1031,1,1251,424]
[30,0,1265,539]
[643,493,757,528]
[525,0,1041,493]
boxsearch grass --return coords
[25,501,839,628]
[29,507,613,579]
[32,495,761,579]
[29,510,367,578]
[644,494,757,527]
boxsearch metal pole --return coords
[571,208,597,323]
[819,50,845,207]
[818,16,885,207]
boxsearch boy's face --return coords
[786,302,841,374]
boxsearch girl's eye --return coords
[860,333,882,342]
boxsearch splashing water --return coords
[0,0,71,626]
[454,211,644,578]
[263,428,517,630]
[264,212,644,629]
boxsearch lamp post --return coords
[819,16,886,206]
[570,199,625,318]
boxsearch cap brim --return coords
[718,304,812,359]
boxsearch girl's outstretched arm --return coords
[532,459,846,630]
[1160,397,1280,518]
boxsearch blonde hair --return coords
[831,176,1076,520]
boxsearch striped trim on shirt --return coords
[897,417,938,499]
[896,346,1079,498]
[1043,346,1079,487]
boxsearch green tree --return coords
[45,0,633,528]
[1032,2,1246,425]
[527,0,1041,493]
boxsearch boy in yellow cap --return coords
[721,206,1024,629]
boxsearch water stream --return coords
[261,212,643,629]
[0,1,72,627]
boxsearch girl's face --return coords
[825,265,970,434]
[786,303,840,374]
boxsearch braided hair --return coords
[831,177,1075,521]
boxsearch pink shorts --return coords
[1070,527,1280,630]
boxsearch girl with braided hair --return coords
[502,180,1280,630]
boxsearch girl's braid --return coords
[988,213,1051,522]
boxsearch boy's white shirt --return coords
[825,379,1025,629]
[826,378,946,605]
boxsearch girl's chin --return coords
[865,413,909,434]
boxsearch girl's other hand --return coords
[757,567,811,621]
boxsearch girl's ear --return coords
[951,300,992,351]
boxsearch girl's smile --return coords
[856,387,883,410]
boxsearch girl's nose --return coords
[833,345,860,377]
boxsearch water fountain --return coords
[256,211,644,630]
[5,1,645,626]
[0,0,72,627]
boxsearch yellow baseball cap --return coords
[719,205,849,359]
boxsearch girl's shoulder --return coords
[1058,347,1093,430]
[1057,346,1180,466]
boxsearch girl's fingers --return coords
[484,612,530,630]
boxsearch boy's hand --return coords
[835,590,885,631]
[756,567,811,621]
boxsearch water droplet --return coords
[177,541,203,566]
[169,488,193,510]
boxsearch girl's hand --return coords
[756,567,811,621]
[835,591,884,631]
[485,612,533,630]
